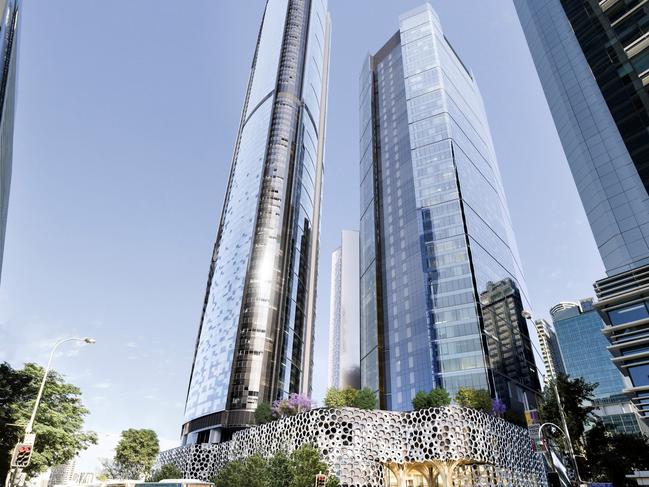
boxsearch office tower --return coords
[533,318,565,385]
[479,279,541,413]
[551,299,646,434]
[0,0,19,283]
[515,0,649,427]
[595,271,649,424]
[359,4,542,413]
[183,0,331,444]
[48,460,75,487]
[327,230,361,390]
[515,0,649,277]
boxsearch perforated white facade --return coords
[158,406,547,487]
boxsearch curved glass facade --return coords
[184,0,330,443]
[360,4,542,414]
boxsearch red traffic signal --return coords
[314,473,327,487]
[11,443,33,468]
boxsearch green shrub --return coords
[455,387,492,413]
[255,402,273,425]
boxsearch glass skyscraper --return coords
[515,0,649,278]
[183,0,331,444]
[0,0,19,283]
[515,0,649,427]
[327,230,360,390]
[551,299,645,434]
[359,4,542,414]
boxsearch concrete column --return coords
[397,465,407,487]
[430,461,460,487]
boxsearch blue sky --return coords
[0,0,605,472]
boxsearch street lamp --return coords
[5,337,95,487]
[522,311,583,485]
[25,337,96,434]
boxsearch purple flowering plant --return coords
[271,393,315,419]
[491,398,507,416]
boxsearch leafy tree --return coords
[324,388,345,408]
[354,388,377,410]
[241,455,270,487]
[538,374,596,449]
[324,387,376,410]
[148,463,182,482]
[289,445,328,487]
[412,387,451,410]
[454,388,492,413]
[584,422,649,487]
[428,387,451,407]
[211,459,244,487]
[325,475,341,487]
[340,388,357,407]
[267,451,291,487]
[0,362,97,479]
[255,402,273,425]
[412,391,431,411]
[109,428,159,479]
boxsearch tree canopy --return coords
[454,387,492,414]
[0,362,97,480]
[324,387,377,410]
[254,402,273,425]
[412,387,451,410]
[149,463,182,482]
[583,422,649,487]
[538,373,596,449]
[211,445,337,487]
[103,428,159,480]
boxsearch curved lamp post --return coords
[25,337,96,434]
[5,337,96,487]
[522,311,584,485]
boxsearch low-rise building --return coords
[158,406,547,487]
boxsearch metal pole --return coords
[25,337,94,434]
[4,337,95,487]
[524,311,584,486]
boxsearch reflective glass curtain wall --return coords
[514,0,649,277]
[360,4,542,413]
[183,0,330,444]
[0,0,18,283]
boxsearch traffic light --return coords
[314,473,327,487]
[11,443,33,468]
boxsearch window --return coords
[608,302,649,325]
[629,363,649,387]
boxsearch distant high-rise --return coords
[359,3,542,413]
[551,299,646,434]
[533,318,564,385]
[515,0,649,277]
[328,230,360,390]
[0,0,19,283]
[183,0,331,444]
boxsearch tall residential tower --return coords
[0,0,19,283]
[359,4,542,414]
[515,0,649,424]
[183,0,331,444]
[327,230,360,390]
